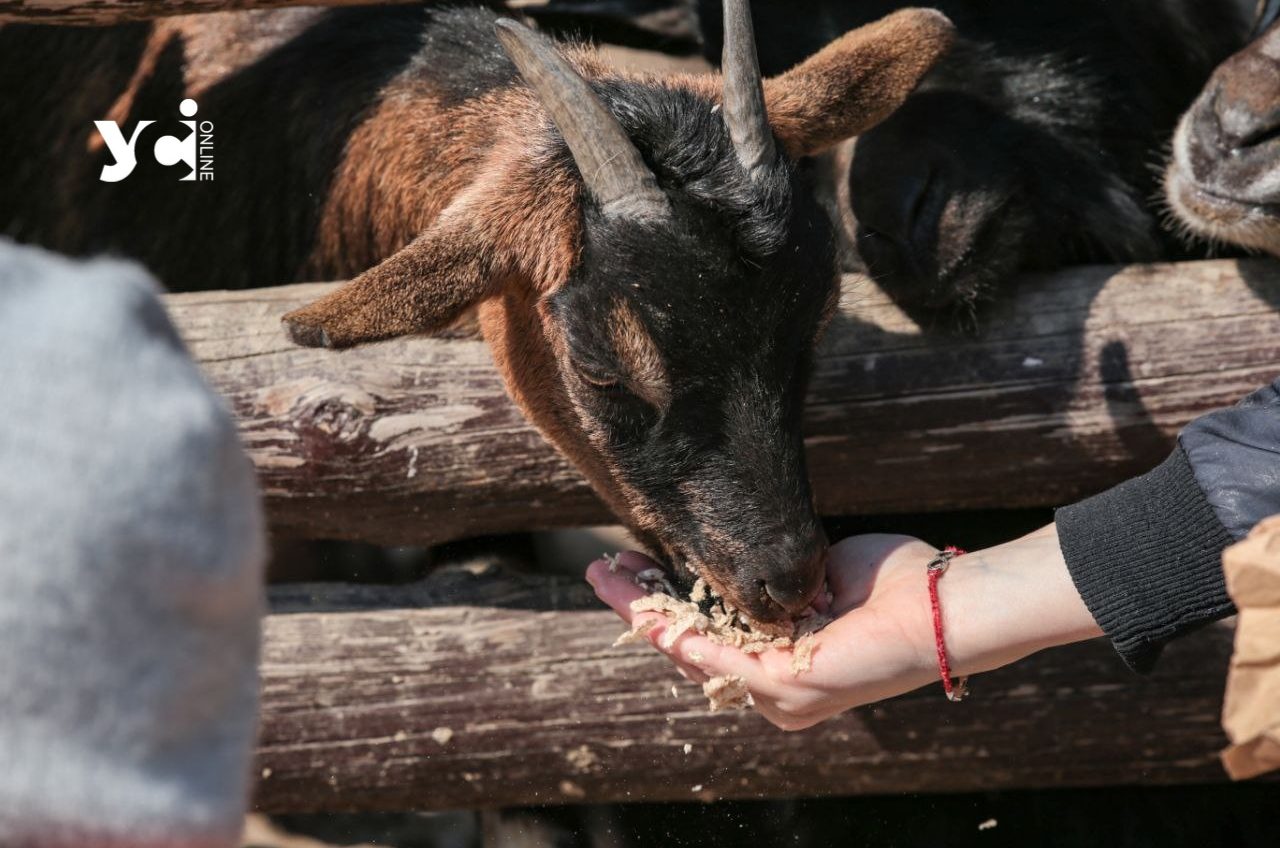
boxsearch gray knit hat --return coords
[0,241,265,848]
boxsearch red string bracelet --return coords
[927,545,969,702]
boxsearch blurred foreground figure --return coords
[0,240,265,847]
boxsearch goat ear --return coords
[763,8,955,158]
[282,223,490,349]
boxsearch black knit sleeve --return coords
[1055,376,1280,672]
[1055,446,1234,673]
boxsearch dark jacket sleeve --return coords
[1055,377,1280,672]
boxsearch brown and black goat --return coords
[1165,1,1280,255]
[283,3,955,623]
[0,2,953,623]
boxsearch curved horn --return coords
[721,0,776,179]
[495,18,668,219]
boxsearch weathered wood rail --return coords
[169,259,1280,547]
[0,0,412,24]
[0,0,552,24]
[253,569,1243,813]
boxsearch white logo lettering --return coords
[94,99,213,182]
[93,119,154,183]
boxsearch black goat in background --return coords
[701,0,1256,318]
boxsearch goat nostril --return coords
[855,166,935,245]
[905,167,938,246]
[1209,85,1280,153]
[1236,121,1280,152]
[763,579,818,616]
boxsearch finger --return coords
[588,558,782,694]
[608,550,663,577]
[586,560,649,617]
[663,630,770,686]
[673,660,710,684]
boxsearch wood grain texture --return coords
[0,0,384,24]
[169,259,1280,547]
[0,0,557,24]
[253,569,1242,813]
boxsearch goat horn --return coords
[495,18,669,219]
[721,0,776,179]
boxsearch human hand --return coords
[586,526,1102,730]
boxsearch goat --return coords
[0,2,953,623]
[700,1,1254,316]
[1165,1,1280,256]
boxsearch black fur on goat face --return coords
[549,113,839,618]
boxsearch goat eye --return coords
[575,365,623,392]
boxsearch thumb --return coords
[827,534,931,608]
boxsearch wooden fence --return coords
[170,259,1280,547]
[162,258,1280,811]
[254,569,1241,813]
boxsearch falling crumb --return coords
[1022,356,1044,368]
[560,780,586,799]
[393,730,408,742]
[431,726,454,745]
[604,552,621,572]
[703,674,752,711]
[260,767,273,780]
[565,745,598,772]
[671,684,679,698]
[978,819,998,831]
[691,784,703,792]
[683,743,693,754]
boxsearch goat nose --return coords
[762,544,828,616]
[860,167,936,252]
[854,166,944,304]
[1212,76,1280,153]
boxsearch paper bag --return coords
[1221,514,1280,780]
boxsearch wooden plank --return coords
[0,0,571,25]
[0,0,420,24]
[253,571,1242,813]
[168,259,1280,547]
